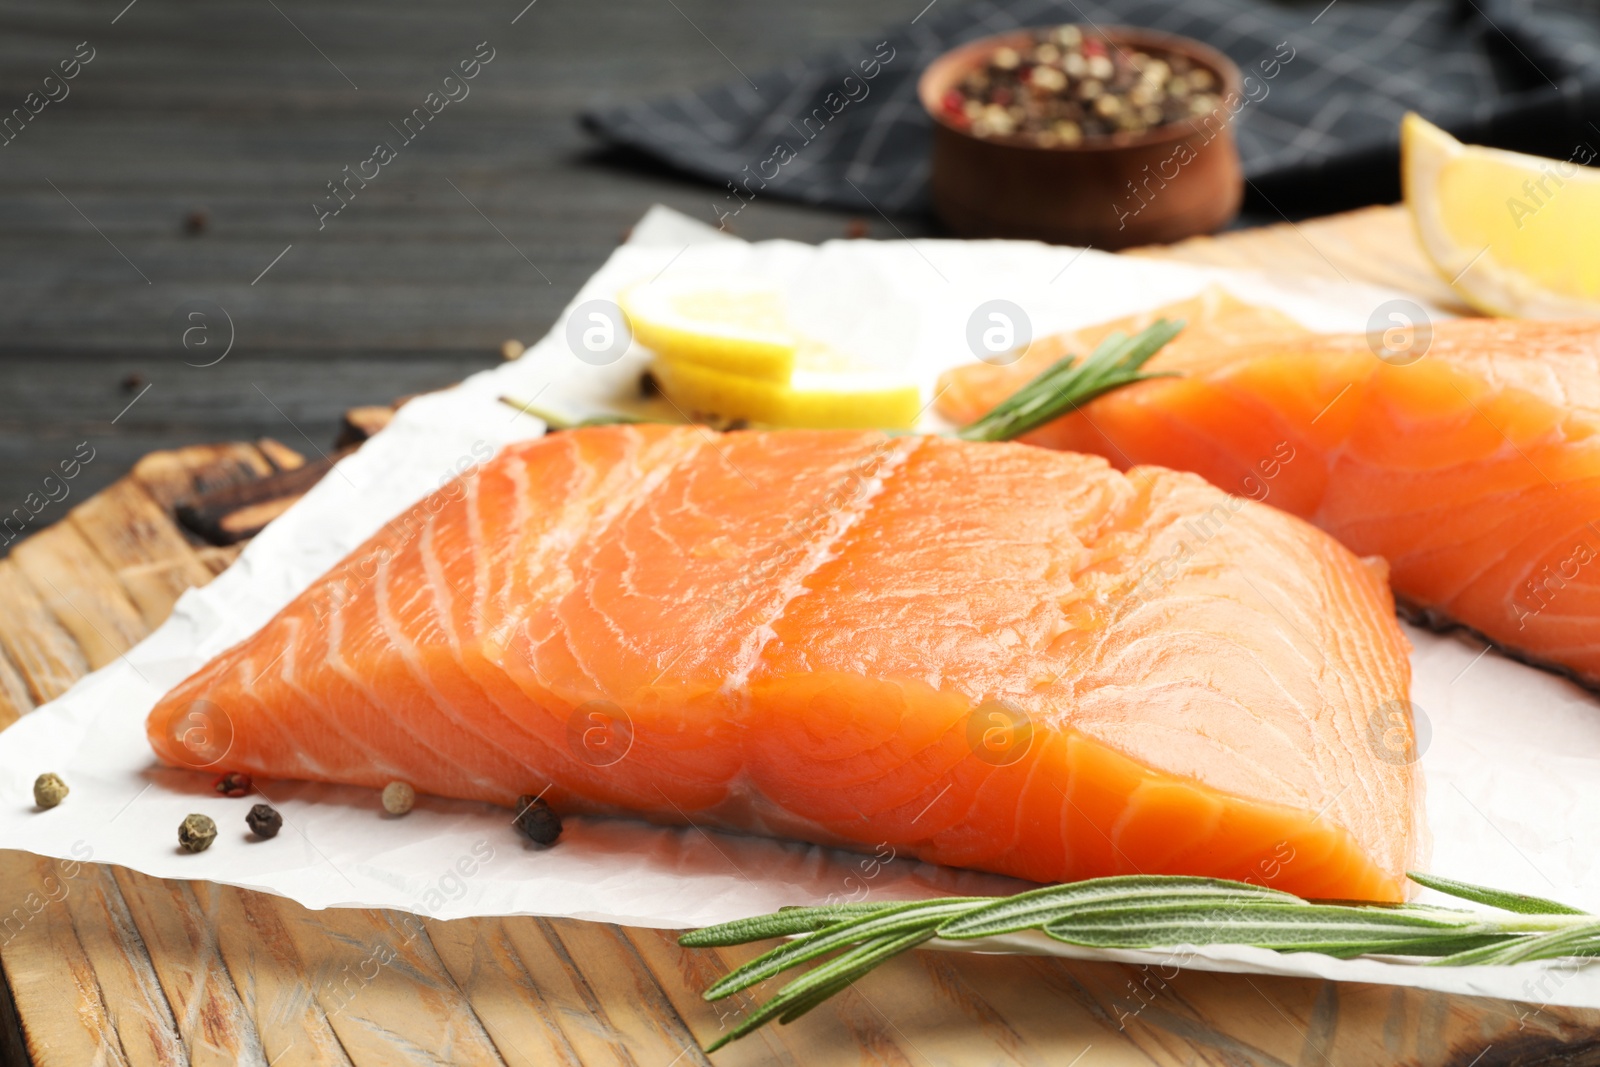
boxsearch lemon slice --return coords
[653,340,922,429]
[620,278,796,382]
[1403,112,1600,317]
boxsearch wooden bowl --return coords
[919,26,1245,249]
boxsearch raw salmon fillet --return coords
[940,290,1600,685]
[148,426,1419,901]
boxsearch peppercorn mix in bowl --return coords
[918,25,1244,249]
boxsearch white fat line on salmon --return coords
[647,439,905,687]
[572,432,721,687]
[462,452,495,640]
[417,485,625,788]
[382,517,525,796]
[283,502,511,784]
[309,440,497,623]
[309,583,412,784]
[484,428,723,697]
[701,435,903,622]
[1052,783,1145,874]
[662,399,763,492]
[718,438,922,693]
[1065,779,1301,900]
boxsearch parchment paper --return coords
[2,206,1597,1009]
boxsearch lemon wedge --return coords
[620,278,796,382]
[653,340,922,429]
[1403,112,1600,317]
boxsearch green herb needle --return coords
[683,871,1596,1049]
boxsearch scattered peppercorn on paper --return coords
[1,206,1599,1007]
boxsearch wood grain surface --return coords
[0,0,949,515]
[0,205,1596,1066]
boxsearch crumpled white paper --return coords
[2,206,1598,1010]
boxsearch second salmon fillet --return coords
[940,290,1600,686]
[148,426,1419,901]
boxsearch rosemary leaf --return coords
[1408,871,1588,915]
[776,977,863,1025]
[1043,901,1491,958]
[956,318,1184,443]
[1430,921,1600,967]
[1427,936,1563,968]
[1360,933,1526,959]
[938,875,1294,940]
[682,873,1595,1049]
[702,899,981,1001]
[774,927,947,1023]
[679,901,900,948]
[703,927,938,1053]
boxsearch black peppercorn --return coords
[214,771,252,797]
[246,803,282,839]
[513,794,561,846]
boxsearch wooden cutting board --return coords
[0,206,1591,1067]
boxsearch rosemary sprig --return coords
[683,872,1596,1051]
[956,318,1184,443]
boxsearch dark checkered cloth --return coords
[580,0,1600,219]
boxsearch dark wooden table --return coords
[0,0,940,513]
